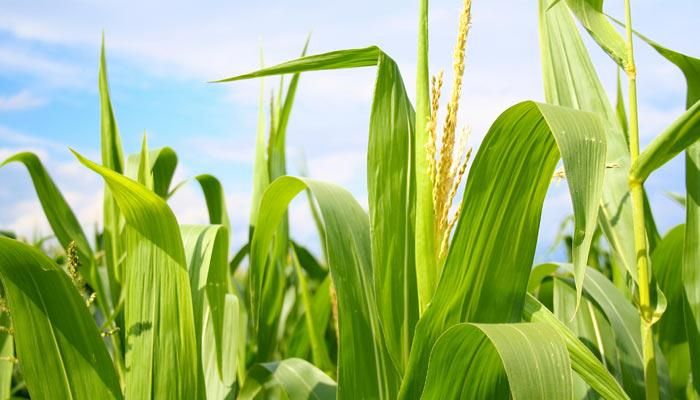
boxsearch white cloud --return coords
[0,47,86,88]
[0,90,46,111]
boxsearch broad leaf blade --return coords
[523,294,629,400]
[400,101,606,397]
[181,225,229,379]
[251,176,399,399]
[73,150,199,399]
[222,46,418,374]
[421,323,573,400]
[0,237,121,400]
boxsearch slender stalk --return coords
[624,1,659,398]
[415,0,437,313]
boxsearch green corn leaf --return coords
[0,153,104,297]
[0,306,12,399]
[540,0,643,295]
[686,142,700,398]
[229,242,249,275]
[615,69,629,142]
[125,146,179,198]
[400,100,606,398]
[194,174,231,233]
[626,31,700,396]
[202,294,239,400]
[531,264,672,398]
[238,358,336,400]
[254,39,309,361]
[151,147,178,198]
[291,241,327,280]
[551,277,623,398]
[72,150,199,399]
[100,36,126,299]
[217,46,419,374]
[1,152,93,266]
[181,225,230,380]
[0,237,122,399]
[421,323,573,399]
[286,275,332,363]
[561,0,628,69]
[523,294,629,400]
[291,247,334,375]
[652,225,693,397]
[249,48,268,227]
[251,176,399,399]
[630,99,700,182]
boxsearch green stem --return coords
[415,0,437,314]
[624,1,658,398]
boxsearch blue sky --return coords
[0,0,697,260]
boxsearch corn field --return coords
[0,0,699,398]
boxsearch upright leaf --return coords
[73,151,199,399]
[540,0,638,288]
[217,46,419,373]
[202,294,239,399]
[400,101,606,397]
[0,238,121,400]
[181,225,229,379]
[414,0,437,312]
[562,0,628,68]
[100,37,126,296]
[250,176,399,399]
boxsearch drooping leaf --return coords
[238,358,336,400]
[194,174,231,233]
[1,152,93,270]
[218,46,419,374]
[523,294,629,400]
[400,101,606,397]
[421,323,573,399]
[0,237,122,400]
[73,150,199,399]
[0,152,108,307]
[250,176,399,399]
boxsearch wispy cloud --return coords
[0,90,46,111]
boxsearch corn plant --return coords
[0,0,699,398]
